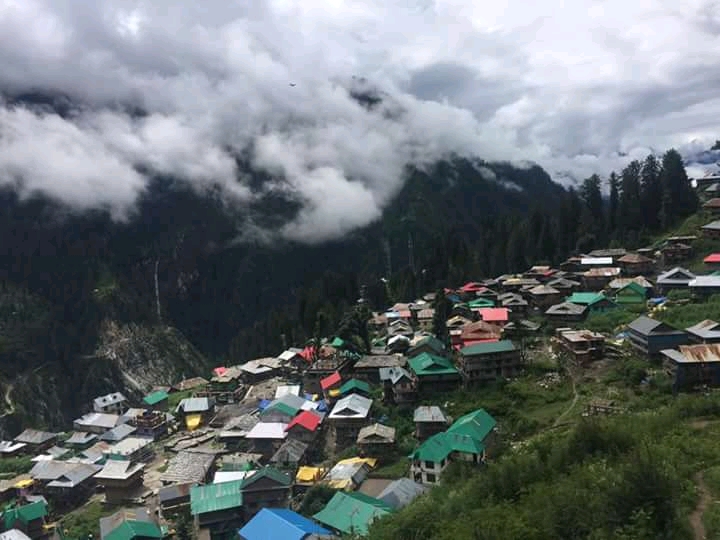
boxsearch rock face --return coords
[0,318,209,437]
[95,320,209,395]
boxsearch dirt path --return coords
[690,472,711,540]
[553,368,578,427]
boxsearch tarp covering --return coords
[185,414,202,431]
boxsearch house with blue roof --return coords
[239,508,334,540]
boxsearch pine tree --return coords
[660,149,698,225]
[640,154,662,230]
[619,160,643,235]
[579,174,604,246]
[607,172,620,235]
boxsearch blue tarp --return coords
[316,400,328,412]
[258,399,272,411]
[239,508,332,540]
[649,297,667,305]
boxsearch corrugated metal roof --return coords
[270,439,308,464]
[239,508,332,540]
[328,394,372,419]
[75,412,124,430]
[14,429,56,445]
[460,340,516,356]
[413,406,448,424]
[663,344,720,364]
[245,422,288,440]
[95,460,144,481]
[190,479,243,515]
[657,267,695,283]
[357,423,396,444]
[176,397,213,413]
[313,491,392,535]
[377,478,427,510]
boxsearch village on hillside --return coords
[3,182,720,540]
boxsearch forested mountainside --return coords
[0,133,697,432]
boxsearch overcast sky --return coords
[0,0,719,242]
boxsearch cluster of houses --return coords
[5,219,720,539]
[0,334,504,540]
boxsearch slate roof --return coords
[354,355,405,369]
[160,451,216,485]
[377,478,428,510]
[239,508,332,540]
[14,429,56,445]
[270,439,309,465]
[313,491,392,535]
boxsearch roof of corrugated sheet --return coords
[413,406,448,423]
[190,480,243,515]
[240,508,332,540]
[662,344,720,364]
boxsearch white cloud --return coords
[1,0,719,240]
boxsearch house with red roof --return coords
[705,253,720,268]
[453,321,502,350]
[285,410,323,444]
[478,308,509,326]
[320,371,342,400]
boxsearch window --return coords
[424,460,435,469]
[426,473,436,483]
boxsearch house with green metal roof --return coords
[409,408,497,485]
[338,379,371,397]
[457,340,523,385]
[190,479,244,536]
[468,298,495,310]
[406,353,461,393]
[239,467,293,520]
[2,501,47,539]
[99,508,163,540]
[313,491,393,536]
[612,282,647,305]
[406,336,446,359]
[566,292,617,313]
[142,390,169,411]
